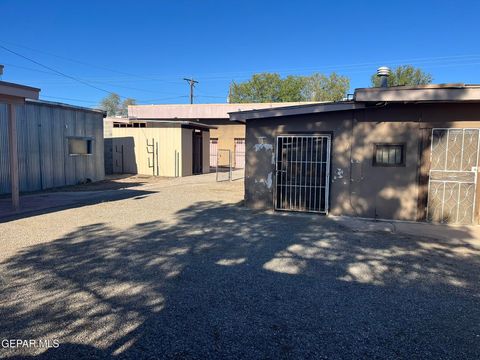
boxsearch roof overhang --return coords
[0,81,40,102]
[354,84,480,102]
[153,120,217,129]
[122,119,216,130]
[229,102,364,122]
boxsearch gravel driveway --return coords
[0,173,479,359]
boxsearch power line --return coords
[0,40,182,84]
[0,44,133,99]
[0,45,194,103]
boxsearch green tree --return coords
[371,65,433,87]
[228,72,350,103]
[99,93,121,117]
[304,72,350,101]
[279,75,308,102]
[121,98,136,117]
[99,93,136,117]
[229,73,283,103]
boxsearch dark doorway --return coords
[192,131,203,175]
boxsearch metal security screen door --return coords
[427,128,480,224]
[275,135,331,213]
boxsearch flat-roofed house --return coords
[230,73,480,225]
[126,102,311,170]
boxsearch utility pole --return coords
[183,78,198,104]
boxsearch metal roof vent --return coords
[0,64,3,79]
[376,66,390,87]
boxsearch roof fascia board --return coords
[229,103,363,122]
[354,87,480,102]
[0,81,40,100]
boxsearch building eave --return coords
[228,102,364,122]
[354,85,480,103]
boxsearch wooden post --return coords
[8,103,19,211]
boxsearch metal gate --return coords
[275,135,331,213]
[427,128,480,224]
[234,138,245,169]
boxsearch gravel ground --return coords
[0,172,479,359]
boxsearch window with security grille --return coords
[373,144,405,166]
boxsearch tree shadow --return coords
[1,201,479,359]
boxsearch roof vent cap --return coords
[376,66,390,87]
[377,66,391,76]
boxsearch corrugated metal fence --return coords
[0,101,104,194]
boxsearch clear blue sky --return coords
[2,0,480,107]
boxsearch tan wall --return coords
[111,127,182,177]
[209,121,245,167]
[245,103,480,221]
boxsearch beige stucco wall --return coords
[208,121,245,167]
[111,127,183,177]
[244,102,480,221]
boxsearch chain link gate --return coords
[427,128,480,224]
[275,135,331,214]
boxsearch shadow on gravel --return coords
[0,189,157,224]
[1,201,479,359]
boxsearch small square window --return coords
[373,144,405,167]
[68,138,93,156]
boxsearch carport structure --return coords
[0,80,40,211]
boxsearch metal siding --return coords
[0,103,10,194]
[25,103,42,191]
[85,112,95,181]
[52,107,65,187]
[0,101,104,194]
[39,105,54,189]
[16,104,29,192]
[64,109,76,185]
[94,113,105,181]
[74,110,86,183]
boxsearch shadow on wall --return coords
[107,137,138,175]
[1,201,479,358]
[245,110,470,222]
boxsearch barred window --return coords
[373,144,405,167]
